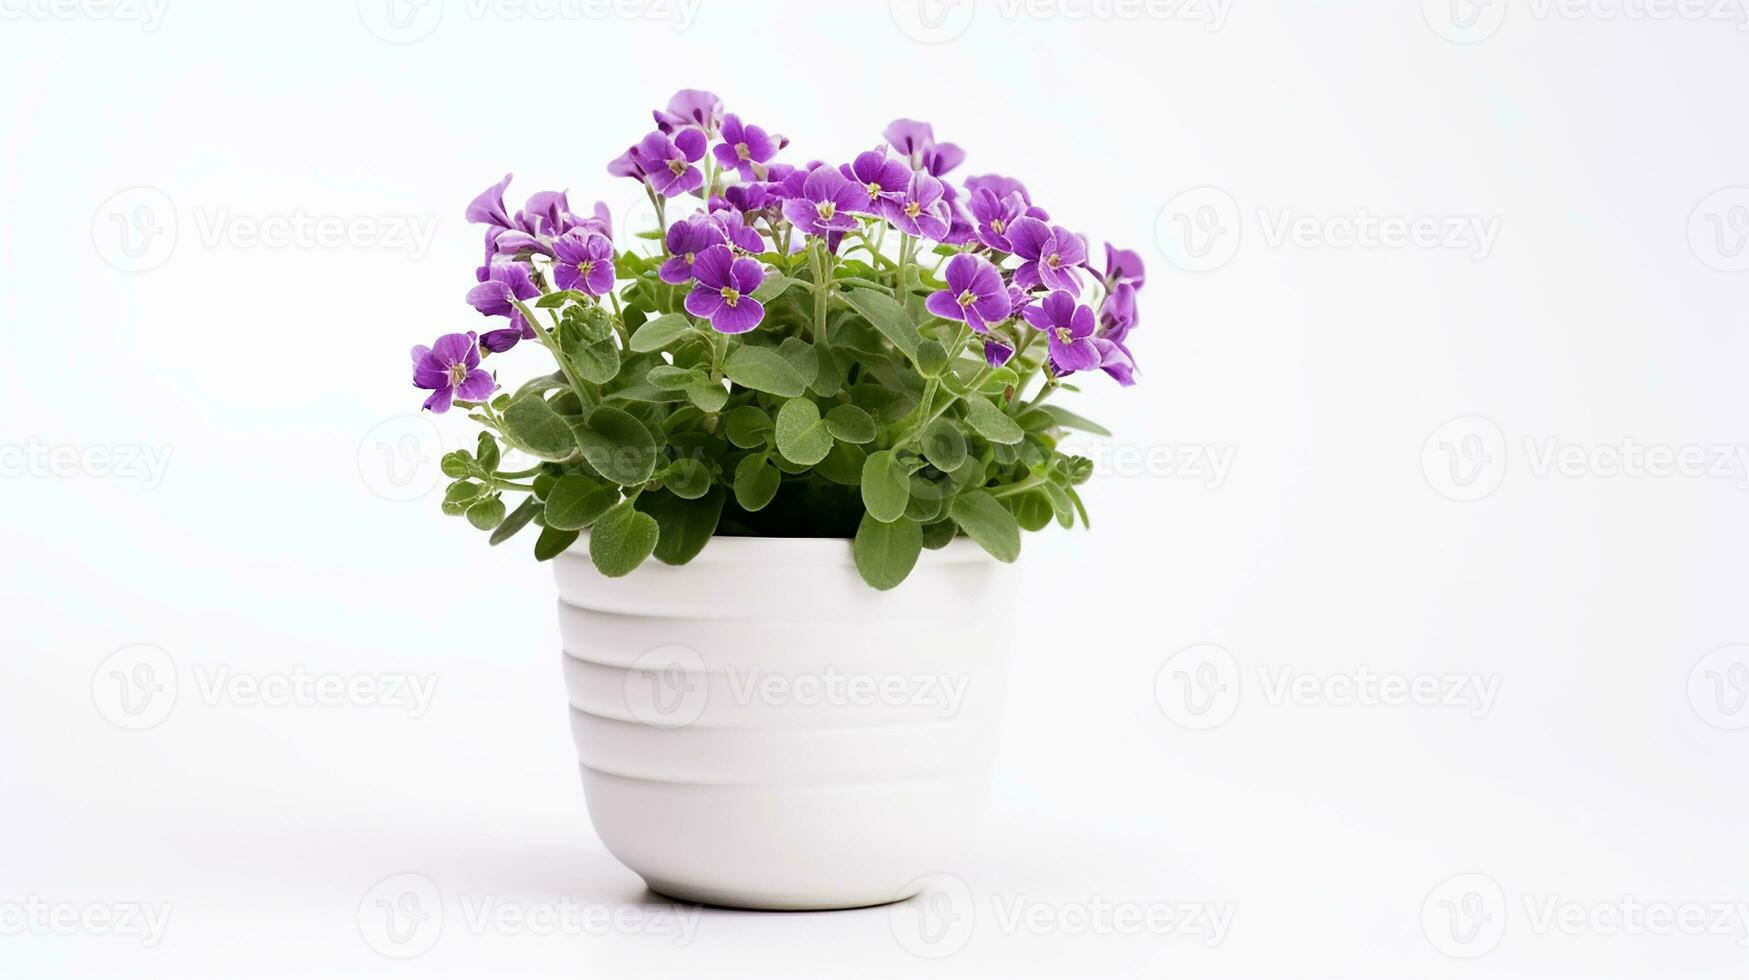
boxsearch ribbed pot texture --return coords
[553,535,1018,910]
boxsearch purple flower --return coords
[412,332,496,414]
[659,215,727,284]
[465,173,514,228]
[1103,243,1146,291]
[1022,290,1100,373]
[713,113,783,181]
[466,262,540,352]
[970,188,1024,251]
[840,148,910,214]
[1093,336,1137,386]
[629,130,708,198]
[1099,282,1138,343]
[1007,217,1087,294]
[882,171,951,240]
[552,230,616,297]
[683,245,766,334]
[964,174,1048,220]
[984,339,1015,368]
[883,119,964,176]
[654,89,724,136]
[781,167,862,237]
[925,254,1011,334]
[476,227,502,283]
[709,209,766,252]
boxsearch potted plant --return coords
[412,89,1145,910]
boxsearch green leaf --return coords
[571,338,621,385]
[502,394,578,461]
[1039,404,1111,436]
[963,398,1024,445]
[1012,491,1054,532]
[823,404,877,444]
[724,406,774,449]
[950,490,1021,562]
[686,383,728,413]
[751,274,802,304]
[629,312,694,353]
[640,487,725,566]
[774,398,833,466]
[733,453,781,511]
[921,519,957,550]
[905,474,948,523]
[490,497,542,545]
[860,450,910,523]
[776,338,821,389]
[815,442,867,485]
[660,457,712,500]
[475,432,501,472]
[915,340,948,378]
[465,496,506,531]
[534,525,579,562]
[841,288,921,359]
[442,480,485,516]
[573,407,658,486]
[853,513,922,591]
[648,365,708,391]
[440,451,473,479]
[543,475,620,530]
[920,418,968,473]
[589,501,660,577]
[725,346,808,397]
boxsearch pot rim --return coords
[562,532,999,566]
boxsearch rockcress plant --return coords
[413,89,1146,589]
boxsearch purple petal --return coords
[457,368,497,402]
[465,173,513,228]
[685,285,724,319]
[925,290,965,322]
[711,297,765,334]
[422,386,454,414]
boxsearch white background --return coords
[3,0,1748,976]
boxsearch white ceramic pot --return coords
[553,535,1017,910]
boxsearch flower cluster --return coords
[410,90,1150,589]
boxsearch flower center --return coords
[684,252,695,264]
[735,142,751,160]
[447,363,469,386]
[865,181,882,199]
[1046,253,1061,269]
[576,260,593,276]
[957,289,977,309]
[666,158,687,176]
[816,201,836,220]
[991,218,1005,233]
[904,201,922,219]
[1054,326,1074,346]
[720,286,740,307]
